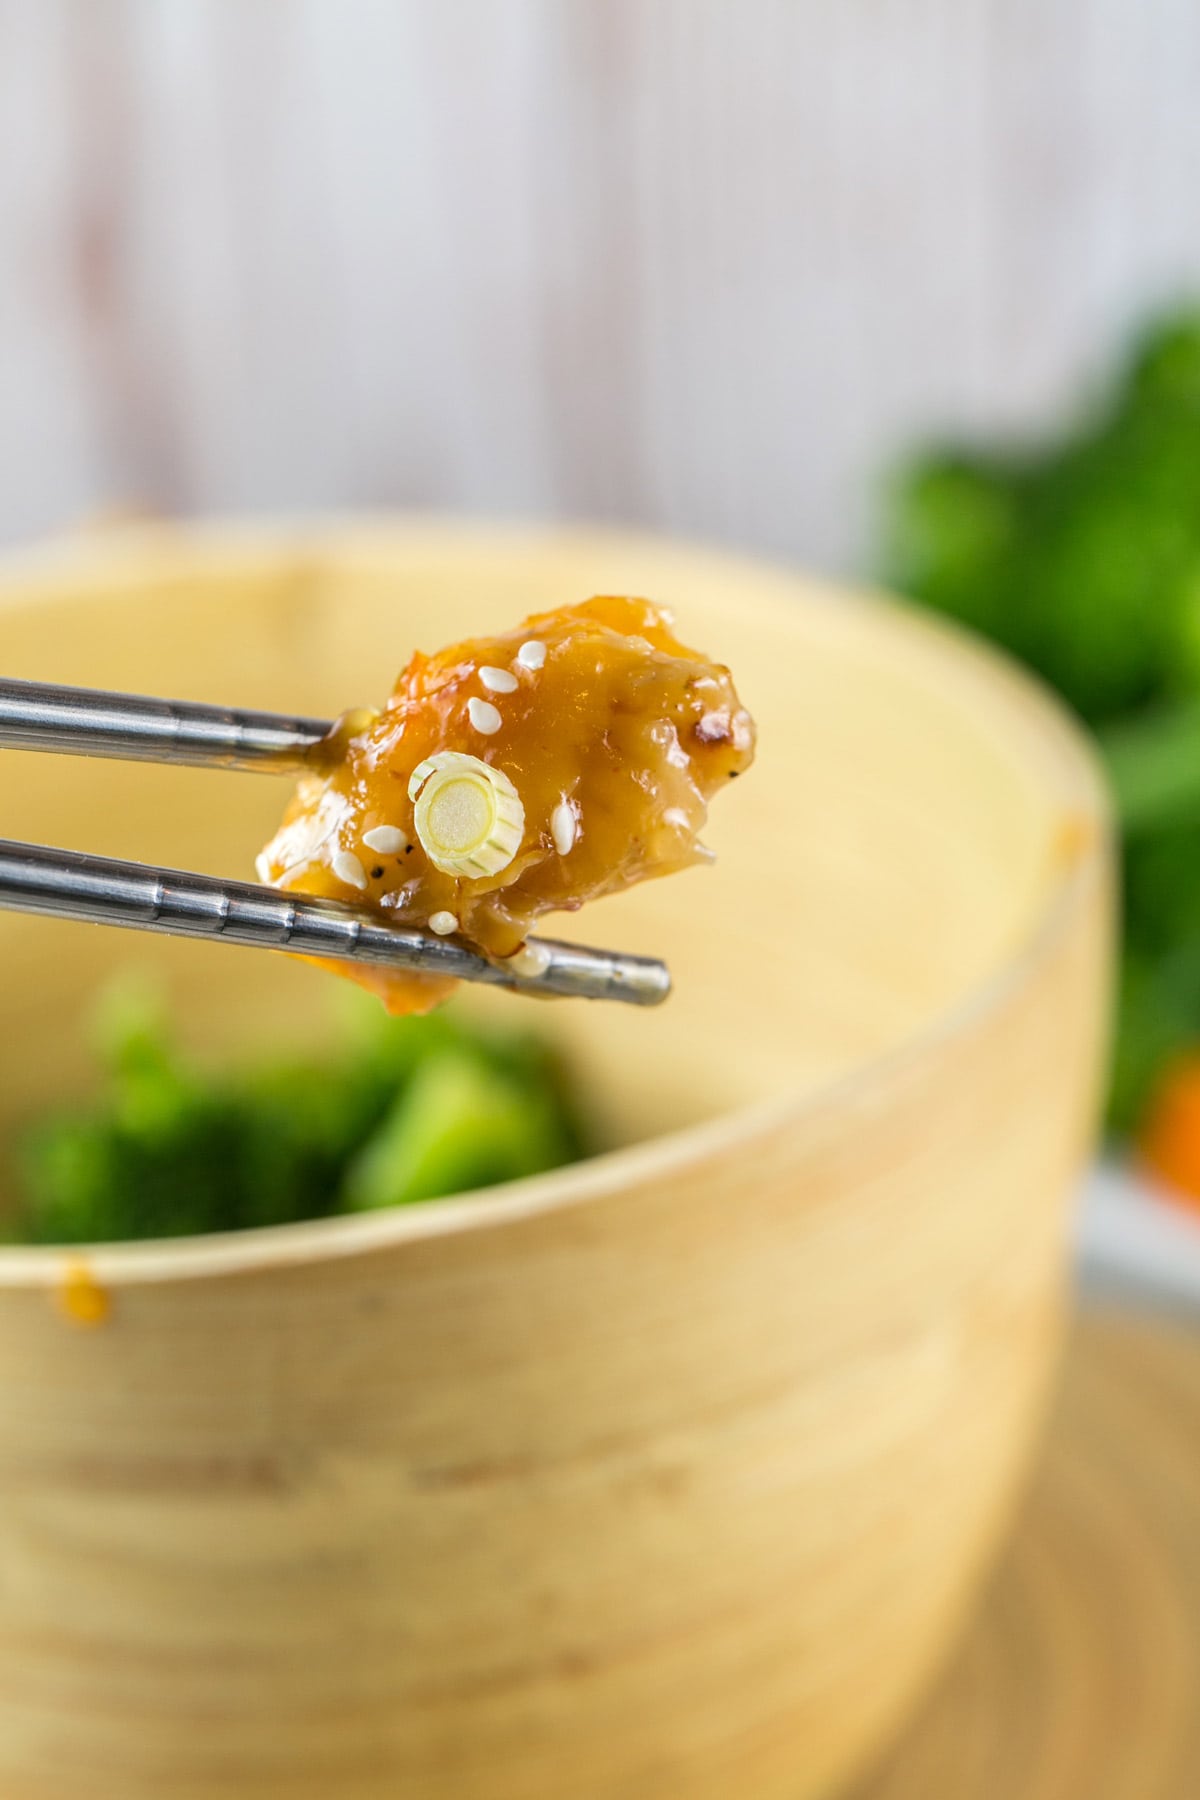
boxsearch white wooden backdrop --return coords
[0,0,1198,572]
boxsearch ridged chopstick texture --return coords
[0,677,329,772]
[0,840,671,1006]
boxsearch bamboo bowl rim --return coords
[0,519,1110,1287]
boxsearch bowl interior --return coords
[0,522,1102,1168]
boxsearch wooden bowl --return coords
[0,522,1110,1800]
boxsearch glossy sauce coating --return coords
[258,597,755,1011]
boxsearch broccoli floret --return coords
[1126,307,1200,409]
[884,307,1200,725]
[880,304,1200,1136]
[882,453,1021,645]
[10,985,586,1244]
[340,1049,574,1211]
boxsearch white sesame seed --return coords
[467,696,502,735]
[551,801,577,856]
[509,940,552,979]
[332,849,369,890]
[479,665,519,694]
[362,825,408,855]
[516,640,546,671]
[428,910,459,936]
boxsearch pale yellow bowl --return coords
[0,522,1109,1800]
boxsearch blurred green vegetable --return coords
[11,984,586,1244]
[881,304,1200,1135]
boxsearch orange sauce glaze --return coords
[258,597,755,1012]
[55,1260,112,1328]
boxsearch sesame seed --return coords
[362,825,408,854]
[479,665,519,694]
[510,940,552,979]
[516,640,546,671]
[428,910,459,936]
[467,697,502,735]
[332,849,369,890]
[551,801,577,856]
[694,711,732,745]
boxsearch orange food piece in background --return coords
[1137,1056,1200,1210]
[258,597,755,1014]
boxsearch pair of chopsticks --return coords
[0,678,670,1006]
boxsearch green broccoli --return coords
[881,304,1200,1134]
[11,984,588,1245]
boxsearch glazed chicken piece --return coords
[258,597,755,1012]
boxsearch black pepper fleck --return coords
[370,866,385,880]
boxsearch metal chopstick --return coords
[0,678,672,1005]
[0,841,671,1006]
[0,677,330,771]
